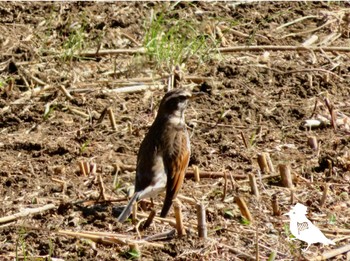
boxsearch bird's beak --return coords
[283,212,290,216]
[190,92,206,100]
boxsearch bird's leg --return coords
[302,243,310,252]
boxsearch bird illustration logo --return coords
[284,203,335,251]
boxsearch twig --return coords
[142,229,176,241]
[184,76,213,83]
[0,204,56,224]
[97,107,108,124]
[19,65,47,86]
[280,19,336,39]
[174,200,186,236]
[78,161,86,176]
[192,165,200,182]
[196,203,207,239]
[222,171,228,201]
[276,15,319,30]
[278,164,293,188]
[271,194,281,216]
[282,68,343,81]
[255,226,259,261]
[218,45,350,53]
[319,183,329,207]
[257,153,269,174]
[101,84,165,94]
[327,159,333,177]
[235,197,254,223]
[120,31,140,46]
[265,153,275,173]
[311,244,350,261]
[1,85,53,115]
[97,174,107,201]
[67,107,89,118]
[57,229,163,248]
[83,161,90,175]
[307,136,318,151]
[107,107,117,131]
[290,189,295,205]
[177,194,197,205]
[58,85,73,101]
[51,177,67,193]
[319,32,341,46]
[324,98,337,131]
[72,45,350,59]
[249,173,260,199]
[302,34,319,47]
[321,228,350,235]
[137,213,177,228]
[80,48,146,57]
[241,131,249,149]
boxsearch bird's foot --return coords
[301,246,310,252]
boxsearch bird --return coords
[284,203,335,251]
[117,88,194,223]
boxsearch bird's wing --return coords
[308,222,335,245]
[134,126,162,192]
[160,129,190,218]
[296,219,334,245]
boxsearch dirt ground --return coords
[1,2,350,260]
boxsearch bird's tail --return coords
[326,238,335,245]
[117,193,139,223]
[160,193,174,218]
[322,237,335,246]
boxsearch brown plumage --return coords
[117,89,192,222]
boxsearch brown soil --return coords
[1,2,350,260]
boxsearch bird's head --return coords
[284,203,308,218]
[157,89,193,119]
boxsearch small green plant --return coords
[62,12,88,61]
[223,208,234,219]
[239,216,251,225]
[284,223,295,240]
[267,251,277,261]
[48,238,54,259]
[43,104,56,121]
[16,228,27,261]
[121,248,141,260]
[249,132,257,147]
[62,23,86,61]
[80,139,91,154]
[143,10,217,71]
[329,214,336,225]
